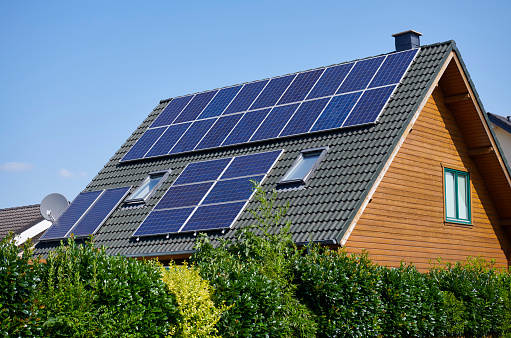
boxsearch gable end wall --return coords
[345,86,510,271]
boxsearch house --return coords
[0,204,51,247]
[34,31,511,270]
[488,112,511,166]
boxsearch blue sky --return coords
[1,0,510,209]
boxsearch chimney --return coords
[508,116,511,122]
[392,30,422,52]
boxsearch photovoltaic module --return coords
[133,150,283,237]
[121,48,419,162]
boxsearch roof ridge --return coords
[0,204,40,212]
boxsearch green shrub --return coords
[429,256,507,337]
[0,233,41,337]
[192,183,317,338]
[294,246,383,338]
[380,263,448,338]
[161,262,224,338]
[36,237,179,337]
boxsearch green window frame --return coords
[444,168,471,224]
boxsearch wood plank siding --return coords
[345,86,511,271]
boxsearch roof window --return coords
[125,170,170,204]
[279,147,328,185]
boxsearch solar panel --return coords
[202,175,264,204]
[250,104,299,142]
[169,119,216,154]
[70,187,131,238]
[198,86,242,119]
[151,95,193,128]
[180,201,246,232]
[174,158,231,185]
[306,63,353,99]
[280,98,330,137]
[173,91,218,124]
[222,109,270,146]
[343,85,396,126]
[221,150,282,179]
[277,69,324,105]
[195,114,243,150]
[133,208,194,236]
[311,92,362,132]
[154,182,213,209]
[337,56,385,94]
[223,80,268,115]
[145,123,191,158]
[122,127,167,162]
[120,49,418,163]
[369,49,417,88]
[133,150,283,237]
[250,75,295,110]
[40,191,102,241]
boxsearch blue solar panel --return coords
[278,69,324,105]
[70,187,131,238]
[249,75,295,110]
[368,49,418,88]
[174,158,231,185]
[155,182,213,210]
[195,114,243,150]
[223,80,268,115]
[337,56,385,94]
[198,86,242,119]
[343,85,396,126]
[222,109,270,146]
[311,92,362,132]
[151,96,193,128]
[221,150,282,179]
[306,63,353,99]
[180,201,246,232]
[169,119,216,154]
[40,191,102,241]
[280,98,330,137]
[121,127,167,162]
[134,207,194,236]
[250,104,299,142]
[145,123,191,158]
[203,175,264,205]
[132,150,282,237]
[123,50,418,162]
[173,91,218,124]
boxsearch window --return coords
[444,168,471,224]
[125,170,170,204]
[279,147,328,185]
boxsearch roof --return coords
[0,204,44,240]
[34,41,456,257]
[488,112,511,134]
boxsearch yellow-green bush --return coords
[162,262,224,338]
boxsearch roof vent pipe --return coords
[508,116,511,122]
[392,30,422,52]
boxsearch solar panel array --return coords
[40,187,131,241]
[121,48,419,162]
[133,150,283,237]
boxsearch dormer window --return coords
[125,170,170,204]
[279,147,328,185]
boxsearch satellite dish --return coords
[40,193,69,222]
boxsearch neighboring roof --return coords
[488,112,511,134]
[0,204,44,240]
[34,41,456,258]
